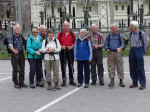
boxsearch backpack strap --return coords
[54,38,58,48]
[70,30,74,38]
[60,30,63,38]
[139,30,144,46]
[45,38,48,47]
[107,34,110,48]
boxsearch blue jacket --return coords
[74,36,92,61]
[26,34,43,59]
[104,33,124,50]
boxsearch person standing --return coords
[8,24,28,88]
[26,27,43,88]
[104,23,125,88]
[57,21,76,86]
[88,24,104,86]
[74,29,92,88]
[129,21,148,90]
[39,29,61,90]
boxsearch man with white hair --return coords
[8,24,28,88]
[57,21,76,87]
[129,21,148,90]
[88,24,104,86]
[104,23,125,88]
[74,29,92,88]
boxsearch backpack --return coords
[4,34,26,53]
[59,30,74,38]
[45,38,58,48]
[107,33,129,50]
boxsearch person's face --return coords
[48,33,54,40]
[63,23,70,31]
[111,26,118,35]
[14,26,20,34]
[32,29,38,37]
[80,31,86,38]
[40,27,46,35]
[130,24,134,32]
[91,26,97,34]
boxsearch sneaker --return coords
[91,81,96,85]
[20,83,28,88]
[29,84,36,88]
[14,82,21,89]
[84,84,89,88]
[100,81,104,86]
[77,84,82,87]
[36,82,44,87]
[129,83,138,88]
[139,86,146,90]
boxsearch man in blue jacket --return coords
[104,23,125,88]
[74,29,92,88]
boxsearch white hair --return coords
[91,24,97,28]
[63,21,70,26]
[32,27,38,32]
[13,24,20,30]
[80,29,87,34]
[111,23,118,28]
[130,21,139,28]
[40,25,46,29]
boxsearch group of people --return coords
[8,20,148,91]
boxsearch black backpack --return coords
[59,30,74,38]
[4,34,26,53]
[107,33,129,50]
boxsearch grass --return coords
[1,43,150,59]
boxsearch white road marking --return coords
[0,76,12,82]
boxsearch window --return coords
[116,5,118,10]
[122,5,124,10]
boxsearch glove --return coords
[36,51,41,55]
[38,49,42,52]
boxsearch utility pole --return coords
[17,0,22,33]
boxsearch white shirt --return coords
[41,37,61,60]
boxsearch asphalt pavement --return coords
[0,56,150,112]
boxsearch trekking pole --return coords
[64,49,66,88]
[69,50,76,86]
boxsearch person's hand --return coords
[93,44,99,49]
[107,49,110,52]
[117,48,122,53]
[36,51,41,55]
[38,49,42,52]
[75,59,77,62]
[61,46,66,49]
[13,49,18,54]
[89,59,92,62]
[47,48,54,53]
[67,46,73,50]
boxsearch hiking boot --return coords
[55,82,61,90]
[129,82,138,88]
[84,84,89,88]
[91,81,96,85]
[47,82,52,90]
[29,84,36,88]
[61,80,66,86]
[20,83,28,88]
[108,78,114,88]
[100,81,104,86]
[139,86,146,90]
[69,80,76,86]
[14,82,21,89]
[119,79,125,87]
